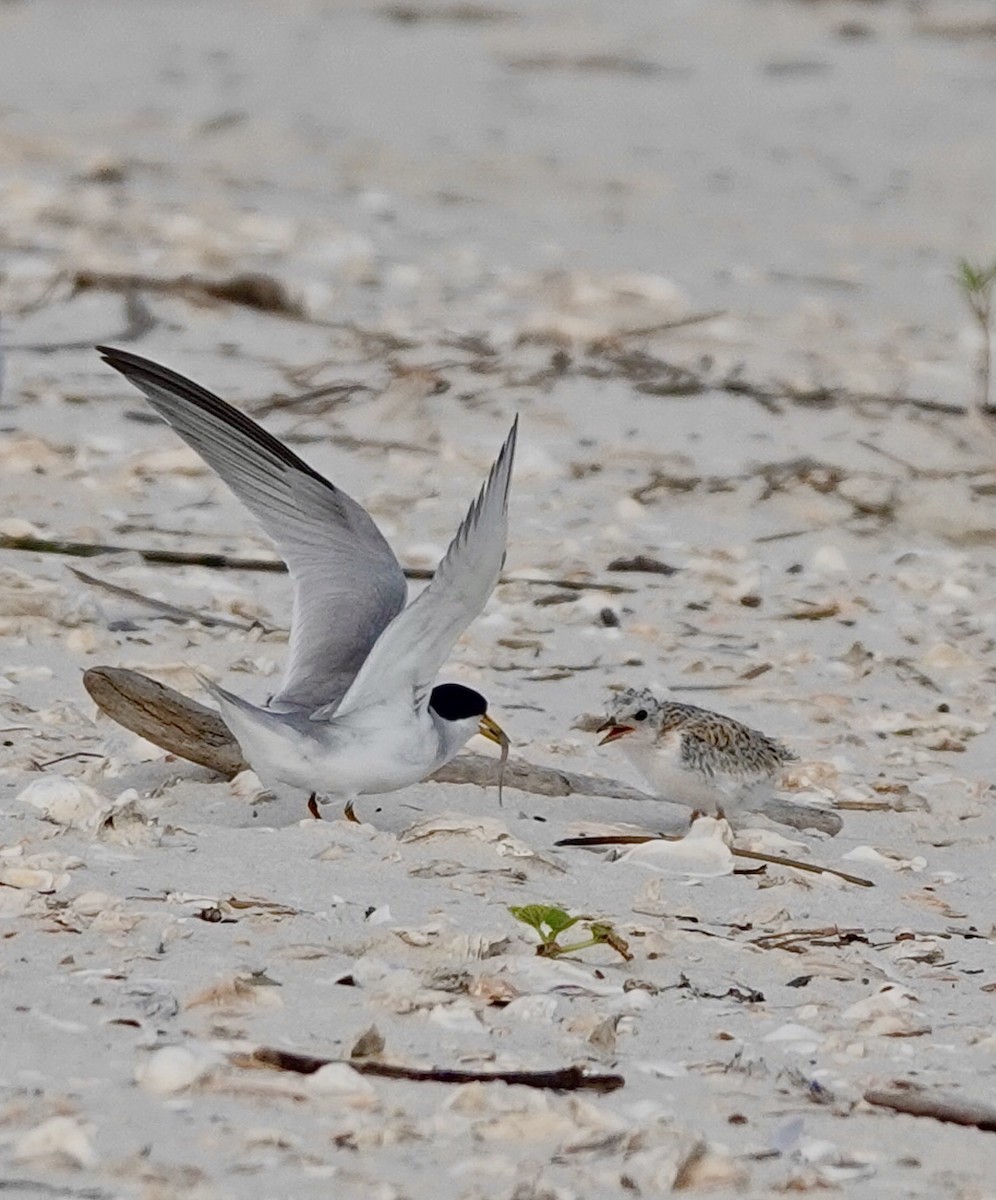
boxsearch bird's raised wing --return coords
[98,346,407,711]
[332,417,517,718]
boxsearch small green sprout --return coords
[508,904,632,961]
[957,259,996,321]
[956,257,996,411]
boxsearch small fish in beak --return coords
[478,713,510,805]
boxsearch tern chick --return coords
[597,686,795,821]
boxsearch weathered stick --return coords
[81,665,841,834]
[3,533,633,593]
[729,845,873,887]
[4,533,288,573]
[70,567,260,630]
[234,1046,624,1093]
[864,1085,996,1133]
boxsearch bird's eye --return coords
[633,709,648,722]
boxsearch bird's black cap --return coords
[429,683,488,721]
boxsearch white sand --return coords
[2,1,996,1196]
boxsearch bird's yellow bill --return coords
[478,713,509,749]
[477,713,510,807]
[597,721,634,745]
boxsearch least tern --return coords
[97,346,514,820]
[596,687,795,821]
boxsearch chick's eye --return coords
[633,709,648,722]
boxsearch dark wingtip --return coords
[96,344,140,377]
[96,344,144,373]
[496,413,519,482]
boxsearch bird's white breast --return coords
[222,702,443,799]
[620,733,766,815]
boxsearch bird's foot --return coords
[343,799,360,823]
[307,794,322,820]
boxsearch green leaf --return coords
[956,258,996,296]
[508,905,558,934]
[508,904,580,940]
[543,908,582,935]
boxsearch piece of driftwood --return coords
[864,1084,996,1134]
[81,665,842,835]
[84,667,247,778]
[234,1046,624,1093]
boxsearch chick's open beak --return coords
[596,720,635,746]
[478,713,510,749]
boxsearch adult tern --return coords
[98,346,515,820]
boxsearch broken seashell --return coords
[613,819,735,878]
[0,866,68,892]
[762,1023,825,1055]
[136,1045,210,1095]
[14,1116,97,1169]
[71,891,121,917]
[308,1063,376,1097]
[17,777,149,841]
[842,845,926,873]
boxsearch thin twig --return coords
[2,533,634,593]
[753,529,813,544]
[591,309,726,344]
[853,439,996,482]
[70,567,263,630]
[234,1046,624,1093]
[730,846,873,887]
[750,926,868,951]
[2,533,286,572]
[554,835,872,887]
[718,375,963,417]
[252,381,371,417]
[35,751,105,769]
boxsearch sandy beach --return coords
[2,1,996,1196]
